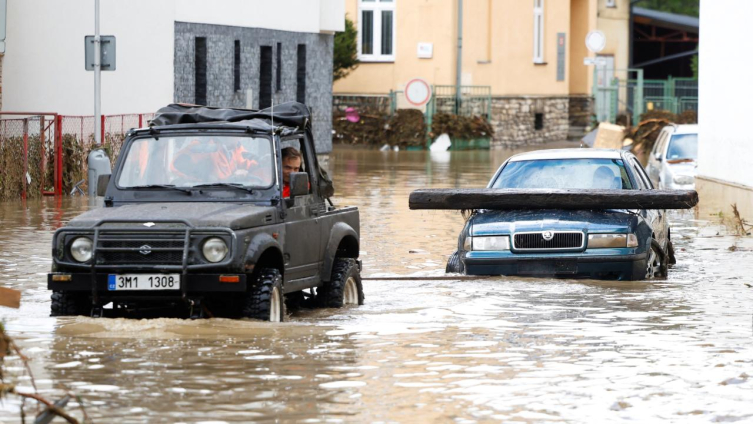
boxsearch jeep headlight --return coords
[202,237,228,263]
[470,236,510,251]
[70,237,93,262]
[588,234,637,248]
[672,175,694,185]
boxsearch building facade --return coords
[334,0,632,147]
[1,0,344,152]
[697,0,753,221]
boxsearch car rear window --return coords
[492,158,634,190]
[667,134,698,160]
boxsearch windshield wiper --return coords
[192,183,256,194]
[129,184,193,194]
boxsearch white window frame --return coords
[358,0,396,62]
[533,0,545,64]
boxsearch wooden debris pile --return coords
[430,113,495,140]
[1,288,90,423]
[625,110,698,154]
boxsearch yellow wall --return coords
[570,0,597,94]
[334,0,599,96]
[597,0,630,70]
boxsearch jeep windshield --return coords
[117,135,274,189]
[493,159,634,190]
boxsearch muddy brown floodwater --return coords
[1,146,753,423]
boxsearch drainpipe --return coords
[455,0,463,114]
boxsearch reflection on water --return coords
[2,146,753,423]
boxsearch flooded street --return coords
[2,147,753,423]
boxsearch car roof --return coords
[507,148,624,162]
[671,124,698,135]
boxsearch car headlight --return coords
[588,234,627,248]
[672,175,694,185]
[202,237,228,263]
[470,236,510,251]
[70,237,93,262]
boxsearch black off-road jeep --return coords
[48,103,362,321]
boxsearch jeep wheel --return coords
[242,268,285,322]
[50,291,90,317]
[318,258,364,308]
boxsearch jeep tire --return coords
[242,268,285,322]
[50,291,90,317]
[318,258,364,308]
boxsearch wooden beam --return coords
[409,189,699,210]
[0,287,21,309]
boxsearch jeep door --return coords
[281,138,322,284]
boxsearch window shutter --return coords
[296,44,307,104]
[194,37,207,105]
[259,46,273,109]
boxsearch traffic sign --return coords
[585,30,606,53]
[85,35,117,71]
[404,78,432,107]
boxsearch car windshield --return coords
[492,158,634,190]
[666,133,698,160]
[117,135,274,189]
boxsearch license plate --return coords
[108,274,180,291]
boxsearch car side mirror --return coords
[96,174,110,196]
[289,172,309,198]
[654,153,663,162]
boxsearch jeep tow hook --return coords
[188,299,206,320]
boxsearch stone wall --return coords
[569,95,593,129]
[174,22,334,153]
[490,97,569,147]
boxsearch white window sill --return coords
[358,56,396,63]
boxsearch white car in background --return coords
[646,124,698,189]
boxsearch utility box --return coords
[87,149,111,197]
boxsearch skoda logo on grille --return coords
[139,245,152,255]
[542,231,554,241]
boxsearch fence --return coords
[0,112,154,200]
[334,85,493,148]
[594,67,698,125]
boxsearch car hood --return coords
[65,202,277,230]
[470,209,636,235]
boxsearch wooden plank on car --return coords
[0,287,21,309]
[409,189,699,210]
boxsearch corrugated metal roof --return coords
[633,7,699,31]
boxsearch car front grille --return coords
[97,235,185,265]
[513,232,584,250]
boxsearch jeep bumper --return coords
[48,273,247,296]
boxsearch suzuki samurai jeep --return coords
[48,102,362,321]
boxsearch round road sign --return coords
[585,30,606,53]
[404,78,432,107]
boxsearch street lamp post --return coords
[94,0,101,144]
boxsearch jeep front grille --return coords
[513,232,584,250]
[97,234,185,265]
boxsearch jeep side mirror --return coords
[96,174,111,196]
[289,172,309,198]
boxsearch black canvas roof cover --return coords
[150,102,311,130]
[149,102,335,199]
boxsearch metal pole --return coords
[94,0,101,145]
[455,0,463,114]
